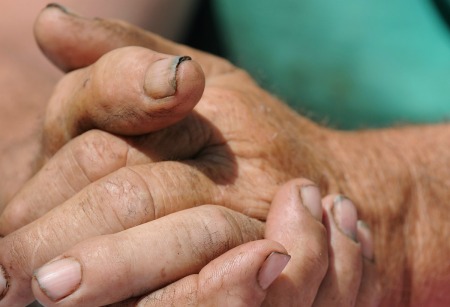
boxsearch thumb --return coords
[43,46,204,156]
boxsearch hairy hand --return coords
[1,4,449,306]
[1,5,335,233]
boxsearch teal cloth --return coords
[213,0,450,129]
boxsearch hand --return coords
[0,0,198,210]
[29,180,379,306]
[1,2,333,233]
[2,4,450,306]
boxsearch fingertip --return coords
[31,275,52,307]
[267,178,323,237]
[299,184,323,221]
[269,179,312,215]
[313,194,365,306]
[34,4,80,71]
[33,257,82,303]
[264,180,329,305]
[144,54,204,109]
[258,252,291,290]
[201,240,288,305]
[34,3,109,72]
[106,50,204,135]
[44,3,83,18]
[332,195,358,241]
[172,56,205,107]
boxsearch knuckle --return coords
[201,84,264,139]
[70,130,128,182]
[188,206,262,264]
[2,226,51,281]
[84,167,155,232]
[4,233,31,275]
[214,206,263,243]
[184,206,236,265]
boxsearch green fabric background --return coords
[213,0,450,129]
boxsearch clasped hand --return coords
[0,5,379,306]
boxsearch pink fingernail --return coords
[258,252,291,290]
[34,257,82,301]
[0,265,8,299]
[332,195,358,241]
[357,220,375,261]
[300,185,323,221]
[144,56,191,99]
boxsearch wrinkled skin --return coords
[1,7,337,231]
[0,5,449,307]
[30,179,379,307]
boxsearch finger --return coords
[34,4,234,76]
[43,45,205,156]
[355,221,382,307]
[0,161,219,306]
[0,108,214,234]
[30,206,265,307]
[0,130,130,234]
[263,179,329,306]
[136,241,290,307]
[310,195,363,306]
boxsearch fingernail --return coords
[299,185,322,221]
[0,265,8,300]
[45,3,80,17]
[34,257,82,301]
[332,195,358,241]
[144,56,192,100]
[258,252,291,290]
[357,220,375,261]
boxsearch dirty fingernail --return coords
[258,252,291,290]
[357,220,375,261]
[0,265,8,299]
[300,185,322,221]
[45,3,80,17]
[144,56,191,100]
[332,195,358,241]
[34,257,81,301]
